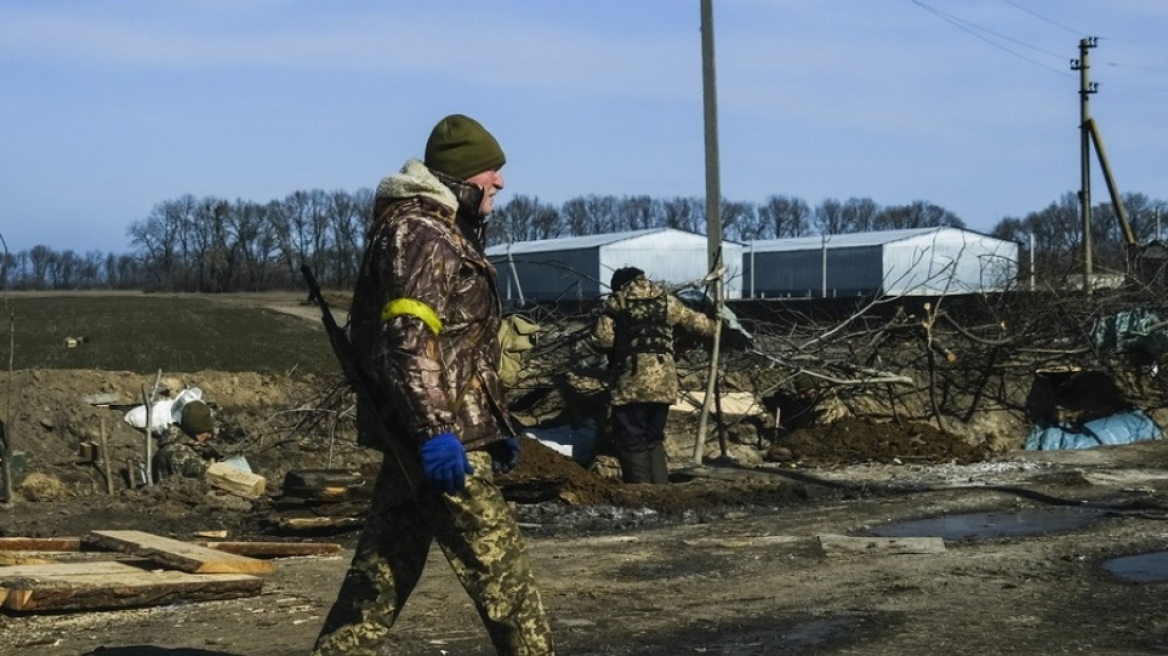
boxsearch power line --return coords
[999,0,1084,37]
[909,0,1072,78]
[912,0,1168,93]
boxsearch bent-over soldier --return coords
[592,267,715,484]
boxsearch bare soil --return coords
[4,293,1168,654]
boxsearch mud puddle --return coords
[1104,550,1168,583]
[866,506,1107,541]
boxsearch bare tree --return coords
[757,195,811,238]
[491,195,563,244]
[815,198,846,235]
[661,197,705,233]
[875,201,963,231]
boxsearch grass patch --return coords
[0,294,339,374]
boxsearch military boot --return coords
[617,446,653,484]
[648,441,670,484]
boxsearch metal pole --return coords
[1029,232,1036,291]
[821,234,828,298]
[749,240,755,298]
[506,243,525,305]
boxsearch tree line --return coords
[2,187,1165,292]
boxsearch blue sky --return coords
[2,1,1166,255]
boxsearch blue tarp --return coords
[1091,308,1168,359]
[1025,410,1163,451]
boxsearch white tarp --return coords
[123,387,203,434]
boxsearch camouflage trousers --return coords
[312,450,555,656]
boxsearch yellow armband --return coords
[381,298,442,336]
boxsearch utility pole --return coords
[694,0,724,464]
[701,0,723,280]
[1071,37,1098,295]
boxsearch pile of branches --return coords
[288,282,1168,452]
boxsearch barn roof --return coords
[485,228,704,256]
[747,227,1006,253]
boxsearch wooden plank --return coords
[197,541,343,558]
[0,554,56,567]
[281,468,373,501]
[277,516,364,531]
[0,561,261,612]
[282,468,366,490]
[0,537,83,552]
[85,530,277,575]
[817,534,946,557]
[0,561,153,578]
[205,461,267,498]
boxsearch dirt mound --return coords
[502,438,810,515]
[765,416,992,467]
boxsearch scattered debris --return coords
[817,535,947,557]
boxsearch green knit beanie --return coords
[424,114,505,180]
[180,401,214,436]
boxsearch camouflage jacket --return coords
[349,159,514,452]
[152,425,215,480]
[593,277,715,405]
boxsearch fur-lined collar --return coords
[375,159,458,211]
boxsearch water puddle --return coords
[1104,551,1168,583]
[867,507,1107,541]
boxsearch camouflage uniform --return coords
[592,275,715,483]
[313,159,554,656]
[776,379,850,433]
[152,425,214,481]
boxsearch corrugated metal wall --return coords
[496,248,600,302]
[883,232,1018,296]
[491,230,745,301]
[743,229,1019,298]
[602,234,743,298]
[744,245,883,298]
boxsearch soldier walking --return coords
[312,114,554,656]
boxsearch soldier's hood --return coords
[375,159,459,212]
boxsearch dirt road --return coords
[6,442,1168,655]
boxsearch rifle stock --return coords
[300,264,419,497]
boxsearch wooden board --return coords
[276,516,364,531]
[817,534,947,556]
[281,468,372,501]
[85,530,277,575]
[0,537,83,552]
[197,541,343,558]
[0,561,261,612]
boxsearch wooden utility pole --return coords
[1071,37,1098,295]
[694,0,725,464]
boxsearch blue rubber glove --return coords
[420,432,474,494]
[490,437,521,475]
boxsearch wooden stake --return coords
[99,416,114,495]
[141,384,153,487]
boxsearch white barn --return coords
[742,227,1018,298]
[486,228,745,302]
